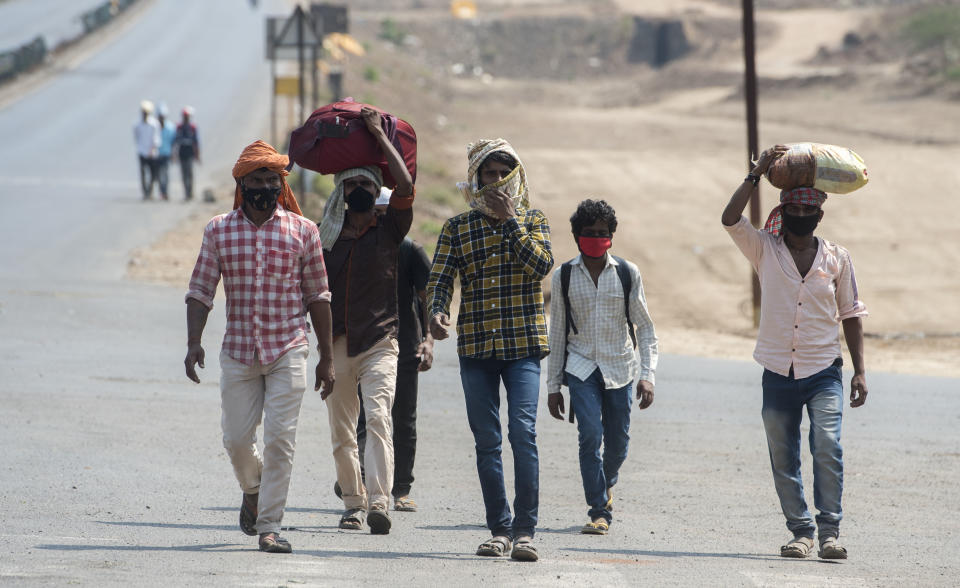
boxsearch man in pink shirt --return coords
[722,145,869,560]
[183,141,335,554]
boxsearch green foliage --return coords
[363,65,380,83]
[422,185,459,208]
[902,6,960,50]
[379,18,406,45]
[313,173,335,198]
[946,64,960,81]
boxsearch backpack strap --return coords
[560,261,577,423]
[612,256,637,349]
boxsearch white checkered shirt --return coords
[547,254,658,395]
[185,206,331,365]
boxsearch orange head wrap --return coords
[231,140,302,216]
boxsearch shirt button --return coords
[798,302,802,306]
[492,328,497,333]
[792,348,796,352]
[794,325,798,328]
[801,280,805,283]
[491,303,496,308]
[492,253,496,257]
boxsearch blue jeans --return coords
[761,360,844,539]
[459,355,540,539]
[568,368,632,523]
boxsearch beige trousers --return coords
[219,345,308,535]
[327,335,398,510]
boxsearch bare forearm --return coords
[186,299,210,343]
[373,131,413,196]
[842,317,866,374]
[308,300,333,358]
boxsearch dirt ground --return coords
[130,0,960,378]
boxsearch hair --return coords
[570,199,618,235]
[479,151,518,174]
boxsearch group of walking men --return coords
[183,107,868,563]
[133,99,200,200]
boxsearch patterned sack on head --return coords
[766,142,868,194]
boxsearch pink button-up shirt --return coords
[186,206,331,365]
[726,216,867,378]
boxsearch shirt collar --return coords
[571,252,615,267]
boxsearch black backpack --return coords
[559,256,636,422]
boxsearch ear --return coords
[818,209,825,221]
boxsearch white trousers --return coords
[219,345,308,534]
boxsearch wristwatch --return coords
[745,172,761,186]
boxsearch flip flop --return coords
[394,496,418,512]
[581,519,609,535]
[780,536,815,558]
[476,536,511,557]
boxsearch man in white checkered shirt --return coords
[546,199,658,536]
[183,141,335,554]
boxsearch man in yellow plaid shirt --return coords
[427,139,553,562]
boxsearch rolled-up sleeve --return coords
[301,222,332,306]
[836,249,868,321]
[724,215,765,269]
[185,220,221,309]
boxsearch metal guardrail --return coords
[0,37,47,83]
[0,0,140,84]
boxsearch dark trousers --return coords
[357,354,420,497]
[154,155,170,198]
[180,158,194,199]
[138,155,156,198]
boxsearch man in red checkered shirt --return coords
[184,140,335,554]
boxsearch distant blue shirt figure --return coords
[154,103,176,200]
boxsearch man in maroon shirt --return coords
[317,107,415,535]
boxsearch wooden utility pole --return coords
[741,0,761,327]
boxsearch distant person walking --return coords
[184,140,335,554]
[427,139,553,562]
[546,199,658,536]
[133,100,159,199]
[721,145,869,560]
[317,107,415,536]
[174,106,201,200]
[155,103,176,200]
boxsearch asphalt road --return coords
[1,1,959,586]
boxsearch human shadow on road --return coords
[202,506,342,516]
[295,548,469,561]
[561,546,786,562]
[35,543,251,553]
[415,523,487,532]
[95,521,236,531]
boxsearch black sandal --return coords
[258,532,292,554]
[339,508,366,530]
[239,492,258,536]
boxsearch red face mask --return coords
[578,236,612,258]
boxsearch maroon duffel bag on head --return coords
[287,98,417,189]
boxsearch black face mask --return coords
[345,186,375,213]
[241,184,280,212]
[782,210,820,236]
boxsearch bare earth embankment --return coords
[130,0,960,377]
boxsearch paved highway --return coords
[0,1,957,585]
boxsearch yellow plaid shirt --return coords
[428,208,554,360]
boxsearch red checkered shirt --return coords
[186,205,331,365]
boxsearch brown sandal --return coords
[780,536,814,558]
[239,492,258,536]
[258,532,292,554]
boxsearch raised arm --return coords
[722,145,788,226]
[361,106,413,198]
